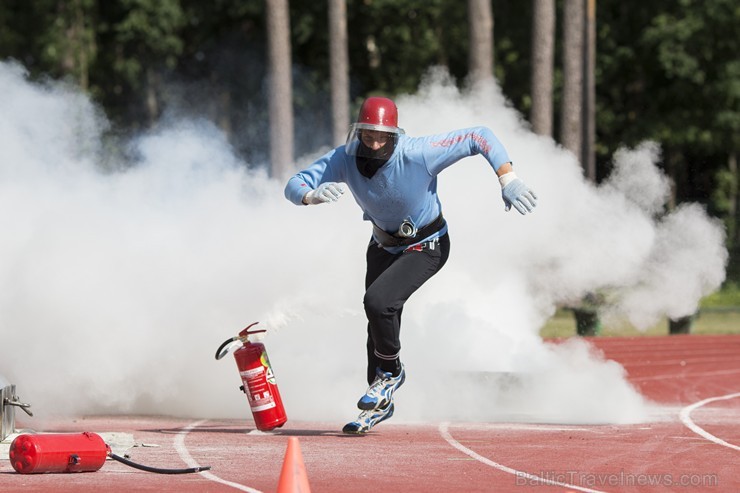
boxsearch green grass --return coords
[540,284,740,338]
[540,308,740,338]
[701,283,740,306]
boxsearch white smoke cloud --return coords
[0,62,726,428]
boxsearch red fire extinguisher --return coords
[9,432,210,475]
[9,432,109,474]
[215,322,287,431]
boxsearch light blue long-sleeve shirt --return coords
[284,126,511,252]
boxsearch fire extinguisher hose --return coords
[215,336,239,360]
[109,452,211,474]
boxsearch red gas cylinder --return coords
[9,432,110,474]
[216,322,288,431]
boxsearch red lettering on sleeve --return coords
[430,132,491,154]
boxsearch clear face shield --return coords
[345,123,404,159]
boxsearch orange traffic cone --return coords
[276,437,311,493]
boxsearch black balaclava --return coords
[356,137,396,178]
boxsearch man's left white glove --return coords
[304,182,345,205]
[499,172,537,215]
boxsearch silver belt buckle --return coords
[397,218,417,238]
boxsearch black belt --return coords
[372,213,446,248]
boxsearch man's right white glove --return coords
[304,182,345,205]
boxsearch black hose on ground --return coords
[109,452,211,474]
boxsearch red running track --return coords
[1,334,738,492]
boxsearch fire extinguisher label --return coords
[240,366,276,412]
[261,354,276,384]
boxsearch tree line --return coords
[1,0,738,256]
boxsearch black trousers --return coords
[363,233,451,384]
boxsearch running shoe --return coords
[342,401,394,434]
[357,364,405,410]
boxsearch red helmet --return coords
[346,97,404,157]
[357,97,399,129]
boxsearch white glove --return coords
[304,182,345,205]
[499,172,537,214]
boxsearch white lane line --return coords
[679,392,740,451]
[174,419,263,493]
[631,368,740,382]
[438,422,605,493]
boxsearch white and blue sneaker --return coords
[342,401,395,434]
[357,364,406,410]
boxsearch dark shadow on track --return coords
[142,425,350,437]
